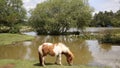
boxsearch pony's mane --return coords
[56,43,68,48]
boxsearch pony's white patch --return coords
[53,45,62,56]
[58,43,69,52]
[53,43,69,56]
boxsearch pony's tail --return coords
[38,45,43,65]
[38,51,42,65]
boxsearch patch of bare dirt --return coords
[0,63,15,68]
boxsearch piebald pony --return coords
[38,43,74,66]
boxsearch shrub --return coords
[100,30,120,44]
[9,25,20,33]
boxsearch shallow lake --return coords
[0,32,120,68]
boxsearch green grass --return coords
[0,33,34,46]
[0,59,103,68]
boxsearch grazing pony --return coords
[38,43,74,66]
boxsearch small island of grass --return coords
[0,33,34,46]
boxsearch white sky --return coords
[23,0,44,11]
[23,0,120,13]
[89,0,120,13]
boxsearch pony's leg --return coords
[38,52,45,66]
[55,54,62,65]
[55,55,59,64]
[42,56,45,66]
[38,52,43,65]
[58,54,62,65]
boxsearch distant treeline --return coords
[90,10,120,27]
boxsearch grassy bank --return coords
[0,33,34,46]
[0,59,102,68]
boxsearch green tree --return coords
[29,0,93,35]
[0,0,26,33]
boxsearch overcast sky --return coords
[23,0,120,13]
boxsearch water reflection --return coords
[22,31,37,36]
[100,44,112,52]
[0,43,26,59]
[24,47,31,60]
[87,40,120,68]
[0,36,120,68]
[23,41,32,46]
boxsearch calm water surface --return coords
[0,33,120,68]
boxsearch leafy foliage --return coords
[29,0,92,35]
[0,0,26,33]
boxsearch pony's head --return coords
[62,50,74,65]
[58,43,74,65]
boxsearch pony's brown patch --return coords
[42,44,55,56]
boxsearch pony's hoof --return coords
[69,63,73,66]
[55,62,62,65]
[55,62,57,65]
[42,65,46,67]
[40,64,45,67]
